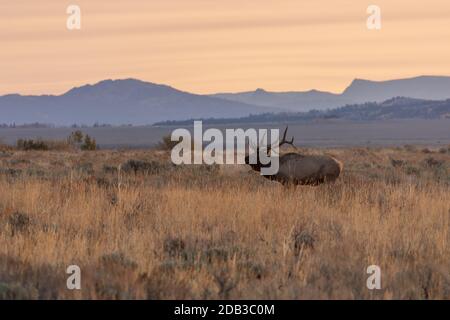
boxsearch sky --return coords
[1,0,450,95]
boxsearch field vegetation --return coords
[0,145,449,299]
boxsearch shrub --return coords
[100,252,138,270]
[67,130,84,145]
[391,159,406,168]
[0,168,22,177]
[293,230,315,254]
[163,237,186,257]
[67,131,97,150]
[103,165,118,174]
[121,159,165,174]
[422,157,444,168]
[8,212,32,235]
[74,162,94,175]
[157,135,179,151]
[405,166,421,176]
[81,135,97,151]
[0,282,39,300]
[403,145,417,152]
[17,139,48,151]
[157,134,194,151]
[16,138,71,151]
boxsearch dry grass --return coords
[0,146,449,299]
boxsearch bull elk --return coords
[245,126,343,185]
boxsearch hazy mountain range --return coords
[212,76,450,112]
[212,88,352,112]
[0,79,281,126]
[1,76,450,125]
[155,97,450,126]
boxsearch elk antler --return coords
[247,131,265,155]
[279,126,294,148]
[266,126,295,155]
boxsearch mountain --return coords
[211,76,450,112]
[327,97,450,120]
[342,76,450,102]
[155,97,450,126]
[3,76,450,126]
[212,88,352,112]
[0,79,279,126]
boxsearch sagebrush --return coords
[0,146,449,299]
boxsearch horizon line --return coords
[1,74,449,97]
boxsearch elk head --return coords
[244,126,295,172]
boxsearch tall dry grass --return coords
[0,146,449,299]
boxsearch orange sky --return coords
[1,0,450,95]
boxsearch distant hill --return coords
[0,79,278,126]
[329,97,450,120]
[212,88,353,112]
[342,76,450,102]
[211,76,450,112]
[154,97,450,126]
[2,76,450,126]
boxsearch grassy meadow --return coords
[0,144,449,299]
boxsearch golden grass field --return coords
[0,145,449,299]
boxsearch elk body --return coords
[246,127,343,186]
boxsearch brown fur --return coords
[246,126,343,186]
[248,152,343,186]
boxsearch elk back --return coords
[275,153,343,185]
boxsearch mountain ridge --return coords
[0,79,280,126]
[154,96,450,126]
[2,76,450,125]
[212,75,450,112]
